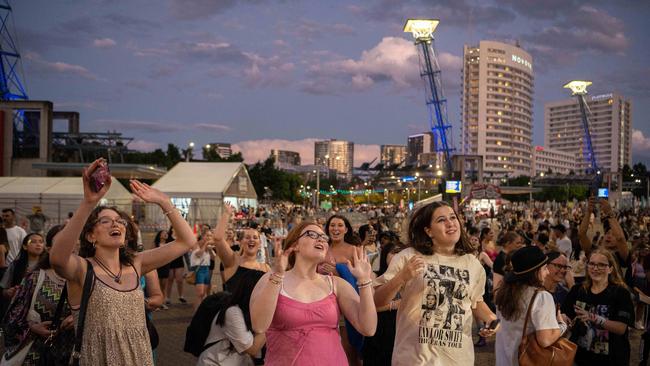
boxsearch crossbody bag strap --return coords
[29,270,47,314]
[50,284,68,330]
[71,259,95,363]
[520,289,541,342]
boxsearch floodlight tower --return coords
[0,0,28,102]
[403,19,454,178]
[0,0,32,155]
[563,81,599,175]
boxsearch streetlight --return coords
[186,142,195,162]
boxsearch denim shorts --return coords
[195,266,211,285]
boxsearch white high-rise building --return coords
[531,146,576,175]
[314,139,354,180]
[461,40,534,179]
[544,92,632,173]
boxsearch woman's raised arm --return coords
[51,159,110,283]
[131,180,197,274]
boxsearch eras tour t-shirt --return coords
[561,283,634,366]
[374,247,486,366]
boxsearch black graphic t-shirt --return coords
[374,248,486,366]
[561,283,634,365]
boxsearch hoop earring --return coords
[92,241,96,249]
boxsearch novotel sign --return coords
[511,54,532,70]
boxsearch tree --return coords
[202,147,244,162]
[247,156,303,203]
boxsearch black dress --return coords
[223,266,266,293]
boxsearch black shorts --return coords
[169,256,185,269]
[157,265,170,279]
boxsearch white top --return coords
[556,237,572,259]
[190,249,211,267]
[5,225,27,264]
[374,247,486,366]
[197,307,254,366]
[495,287,559,366]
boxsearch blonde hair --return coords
[583,248,628,291]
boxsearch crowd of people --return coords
[0,157,648,365]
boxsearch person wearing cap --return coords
[494,246,567,366]
[373,201,496,366]
[561,248,634,365]
[552,224,572,260]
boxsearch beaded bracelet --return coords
[269,277,282,285]
[270,272,285,280]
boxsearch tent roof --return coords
[0,177,131,200]
[152,162,247,198]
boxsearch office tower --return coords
[314,139,354,180]
[380,145,407,166]
[407,132,434,166]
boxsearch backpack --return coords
[184,292,231,357]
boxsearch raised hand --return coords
[399,255,425,283]
[271,238,293,275]
[130,180,170,207]
[82,158,112,204]
[347,246,372,283]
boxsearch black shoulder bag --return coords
[70,260,95,366]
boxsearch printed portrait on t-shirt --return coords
[418,264,470,348]
[575,303,610,355]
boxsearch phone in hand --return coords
[89,160,111,192]
[483,319,500,330]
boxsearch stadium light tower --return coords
[403,19,454,179]
[563,80,599,175]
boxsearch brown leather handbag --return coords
[518,290,577,366]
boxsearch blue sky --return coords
[12,0,650,166]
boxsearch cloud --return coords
[243,53,295,87]
[232,138,380,166]
[93,38,117,48]
[194,123,232,132]
[129,35,294,88]
[129,139,162,152]
[169,0,248,20]
[24,52,102,81]
[94,119,183,133]
[507,5,629,69]
[276,19,356,44]
[18,14,158,52]
[94,119,234,133]
[633,129,650,153]
[351,0,515,28]
[302,37,461,95]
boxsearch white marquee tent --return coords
[0,176,132,226]
[149,162,257,228]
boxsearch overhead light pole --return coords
[186,142,195,162]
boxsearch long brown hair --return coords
[407,201,476,256]
[583,248,628,291]
[283,221,319,269]
[494,268,544,321]
[79,206,134,265]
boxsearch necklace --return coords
[94,256,123,284]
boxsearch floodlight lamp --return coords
[403,19,439,41]
[563,80,592,95]
[189,142,195,148]
[436,170,443,176]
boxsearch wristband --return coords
[558,321,568,335]
[357,280,372,288]
[163,208,178,217]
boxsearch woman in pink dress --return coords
[250,221,377,365]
